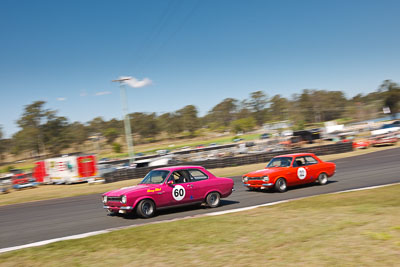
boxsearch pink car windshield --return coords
[139,170,170,184]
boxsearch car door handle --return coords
[186,184,193,188]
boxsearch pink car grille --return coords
[107,196,122,202]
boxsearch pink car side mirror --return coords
[167,180,174,186]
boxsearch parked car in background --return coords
[353,139,371,149]
[279,136,304,148]
[116,162,136,170]
[102,166,234,218]
[97,164,117,177]
[12,173,38,190]
[0,174,12,193]
[371,123,400,135]
[242,153,336,192]
[156,149,169,155]
[371,134,398,146]
[98,158,110,164]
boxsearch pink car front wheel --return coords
[136,199,156,218]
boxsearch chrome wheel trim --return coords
[279,179,286,190]
[142,202,153,215]
[208,192,220,206]
[319,173,328,184]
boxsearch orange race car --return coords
[242,153,336,192]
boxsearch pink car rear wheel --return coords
[206,192,220,208]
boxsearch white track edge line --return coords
[1,181,399,254]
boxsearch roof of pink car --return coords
[154,165,205,171]
[275,152,317,158]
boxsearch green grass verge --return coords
[1,184,399,266]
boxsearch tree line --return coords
[0,80,399,159]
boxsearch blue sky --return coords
[1,0,399,137]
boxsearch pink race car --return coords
[102,166,234,218]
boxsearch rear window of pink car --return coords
[188,169,208,181]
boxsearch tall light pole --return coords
[112,77,135,164]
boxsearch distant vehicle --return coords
[98,158,110,163]
[371,134,398,146]
[98,164,117,177]
[233,138,244,142]
[279,136,303,148]
[293,130,317,144]
[236,143,248,154]
[12,173,38,190]
[260,133,270,139]
[245,141,255,147]
[132,156,178,168]
[135,153,145,157]
[242,153,336,192]
[371,123,400,135]
[156,149,169,155]
[9,169,24,174]
[0,174,12,193]
[353,139,370,149]
[116,162,137,170]
[102,166,234,218]
[33,155,97,184]
[149,156,178,167]
[281,130,293,137]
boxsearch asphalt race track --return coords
[1,147,399,249]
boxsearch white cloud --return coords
[57,97,67,101]
[95,91,112,96]
[119,76,152,88]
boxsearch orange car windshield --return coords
[266,157,292,168]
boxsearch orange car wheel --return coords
[317,173,328,185]
[274,178,287,193]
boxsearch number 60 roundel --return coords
[172,185,186,201]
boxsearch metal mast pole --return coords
[113,78,135,164]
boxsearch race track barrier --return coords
[103,142,353,183]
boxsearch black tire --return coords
[317,173,328,185]
[136,199,155,218]
[206,192,221,208]
[274,178,287,193]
